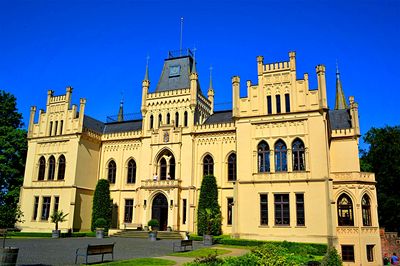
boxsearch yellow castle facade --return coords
[19,50,382,265]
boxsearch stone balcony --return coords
[141,179,182,189]
[331,172,375,183]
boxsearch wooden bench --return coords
[75,242,115,264]
[173,239,193,252]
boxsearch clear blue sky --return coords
[1,0,399,148]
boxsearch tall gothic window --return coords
[150,115,154,129]
[57,155,66,180]
[184,111,188,127]
[203,155,214,176]
[127,159,136,184]
[166,113,171,124]
[48,156,56,180]
[169,157,175,179]
[160,158,167,180]
[124,199,134,223]
[292,138,305,171]
[258,141,270,172]
[108,160,116,184]
[158,114,162,127]
[38,156,46,181]
[274,140,287,172]
[228,153,237,181]
[175,112,179,127]
[362,194,372,226]
[337,193,354,226]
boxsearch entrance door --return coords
[151,193,168,231]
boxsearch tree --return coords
[321,247,343,266]
[91,179,112,231]
[0,90,27,228]
[361,125,400,232]
[50,210,68,231]
[197,175,222,236]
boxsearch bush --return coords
[197,175,222,236]
[94,218,108,229]
[321,247,342,266]
[148,219,159,228]
[91,179,112,231]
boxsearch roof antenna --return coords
[180,17,184,56]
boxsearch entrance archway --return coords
[151,193,168,231]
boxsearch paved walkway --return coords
[3,237,248,265]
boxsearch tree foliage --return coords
[50,210,68,231]
[361,125,400,232]
[321,247,343,266]
[197,175,222,236]
[0,90,27,227]
[91,179,112,231]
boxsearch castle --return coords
[19,50,382,265]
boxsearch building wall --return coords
[18,52,382,265]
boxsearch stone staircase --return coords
[113,230,182,239]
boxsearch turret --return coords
[78,98,86,132]
[208,66,214,114]
[28,106,36,138]
[232,76,240,118]
[349,96,360,136]
[141,58,150,114]
[316,65,327,109]
[65,86,73,109]
[289,51,296,71]
[257,56,264,75]
[190,57,198,108]
[46,90,54,106]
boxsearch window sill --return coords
[258,225,269,228]
[273,225,291,228]
[295,225,306,228]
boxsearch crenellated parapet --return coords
[28,87,86,139]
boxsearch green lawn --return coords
[100,258,176,265]
[170,248,231,257]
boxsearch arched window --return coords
[184,111,188,127]
[150,115,154,129]
[292,138,305,171]
[169,157,175,179]
[127,159,136,184]
[228,153,237,181]
[48,156,55,180]
[156,150,176,181]
[362,194,372,226]
[108,160,116,184]
[160,158,167,180]
[337,194,354,226]
[38,156,46,181]
[158,114,162,127]
[166,113,170,124]
[175,112,179,127]
[57,155,66,180]
[274,140,287,172]
[203,155,214,176]
[258,141,270,172]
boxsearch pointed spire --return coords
[209,65,213,90]
[335,61,348,110]
[191,47,197,74]
[144,55,150,81]
[117,96,124,122]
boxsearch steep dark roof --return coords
[155,56,195,92]
[103,120,143,134]
[83,115,105,134]
[204,110,233,124]
[329,109,352,130]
